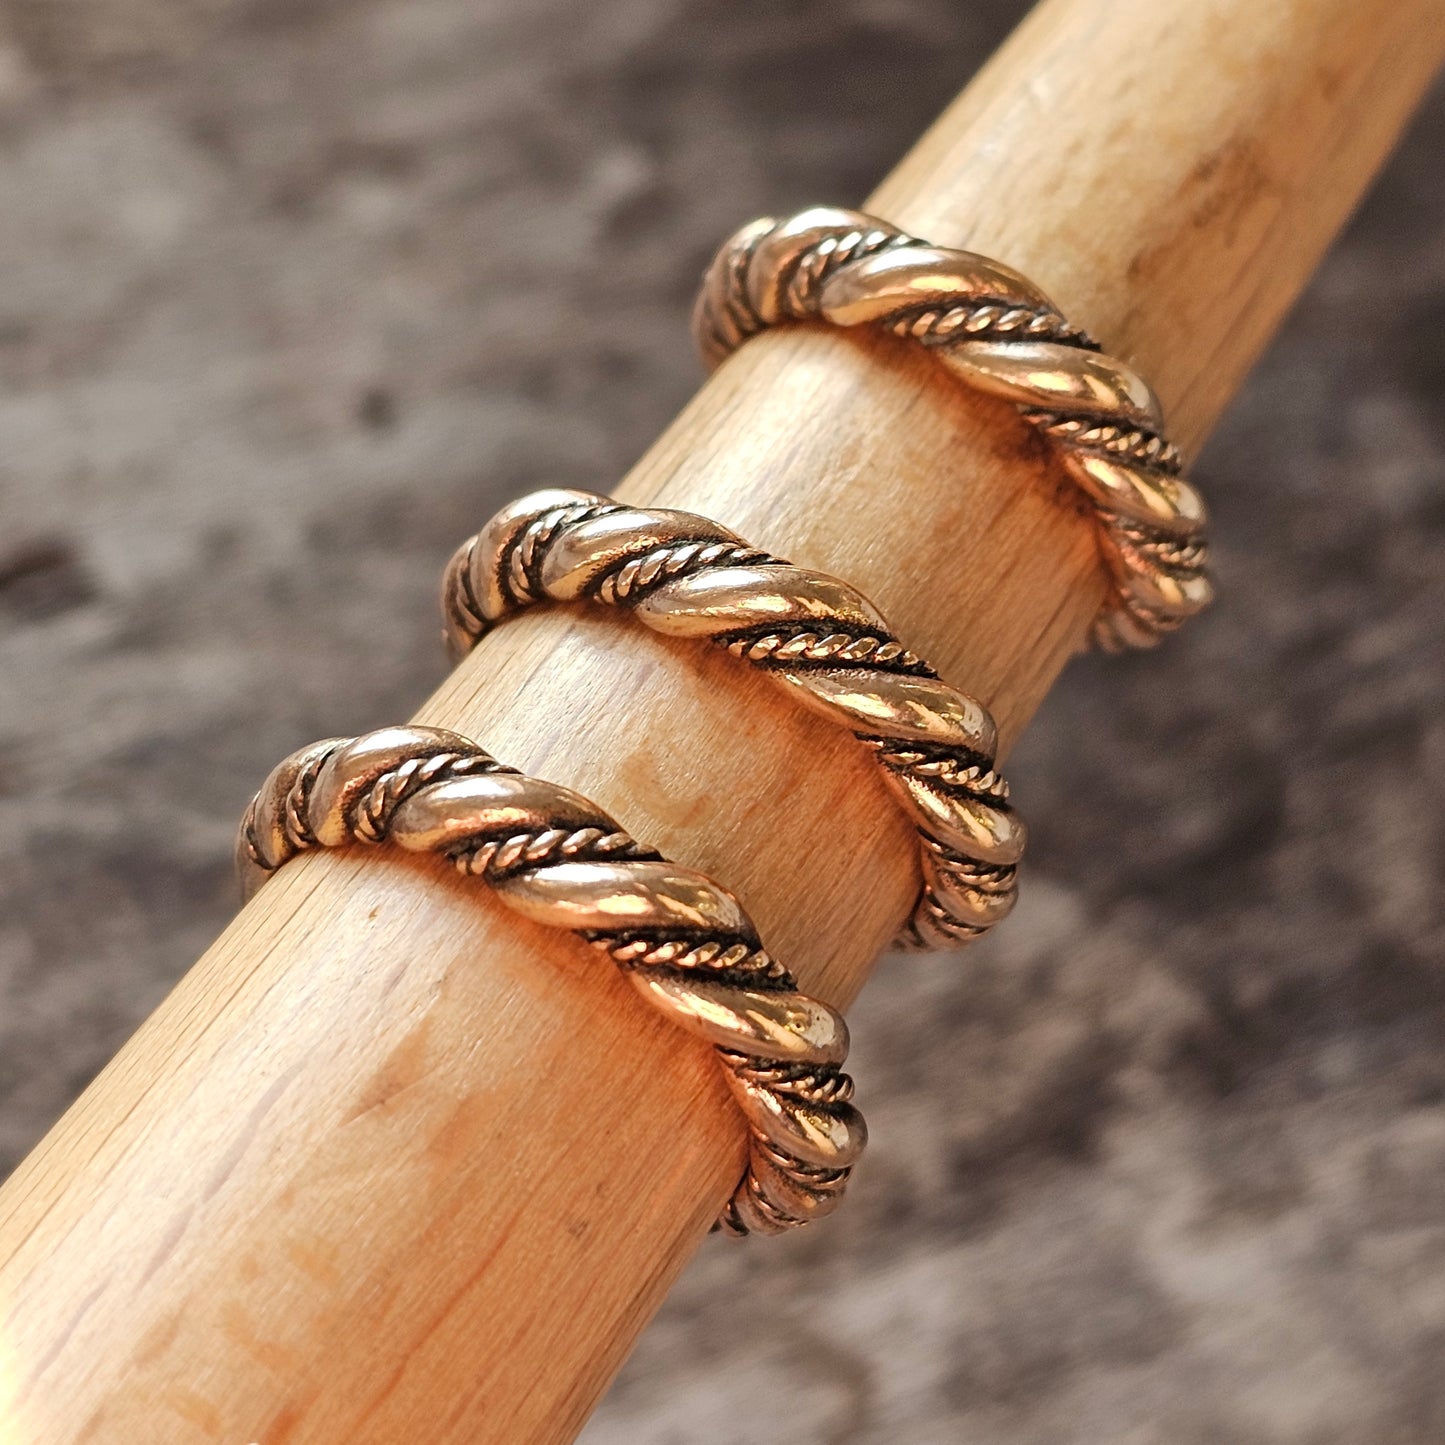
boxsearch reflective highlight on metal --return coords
[694,207,1212,650]
[440,492,1024,951]
[237,725,865,1235]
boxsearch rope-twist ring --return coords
[440,491,1025,951]
[693,206,1213,651]
[238,724,865,1235]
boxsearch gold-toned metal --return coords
[693,207,1213,650]
[238,725,865,1236]
[440,491,1024,951]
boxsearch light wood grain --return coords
[2,1,1442,1441]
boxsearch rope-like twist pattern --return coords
[440,491,1025,951]
[693,207,1212,651]
[237,725,864,1236]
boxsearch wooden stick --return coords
[3,1,1442,1441]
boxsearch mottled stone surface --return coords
[1,2,1443,1440]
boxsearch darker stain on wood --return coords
[343,1018,437,1125]
[1127,135,1277,287]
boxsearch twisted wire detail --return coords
[440,490,1026,951]
[238,725,864,1235]
[693,206,1213,651]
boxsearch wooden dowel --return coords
[3,1,1442,1441]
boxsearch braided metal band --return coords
[693,207,1212,651]
[237,725,864,1236]
[440,491,1025,952]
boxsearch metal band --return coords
[238,725,865,1236]
[440,491,1025,952]
[693,207,1212,651]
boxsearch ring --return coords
[440,491,1025,952]
[238,724,865,1235]
[693,206,1212,651]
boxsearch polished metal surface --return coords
[238,725,865,1235]
[440,491,1024,950]
[694,207,1212,650]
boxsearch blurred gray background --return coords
[2,2,1443,1441]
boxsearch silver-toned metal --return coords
[238,725,865,1236]
[693,206,1212,651]
[440,491,1024,951]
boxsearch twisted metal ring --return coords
[238,725,865,1235]
[693,206,1212,651]
[440,491,1025,952]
